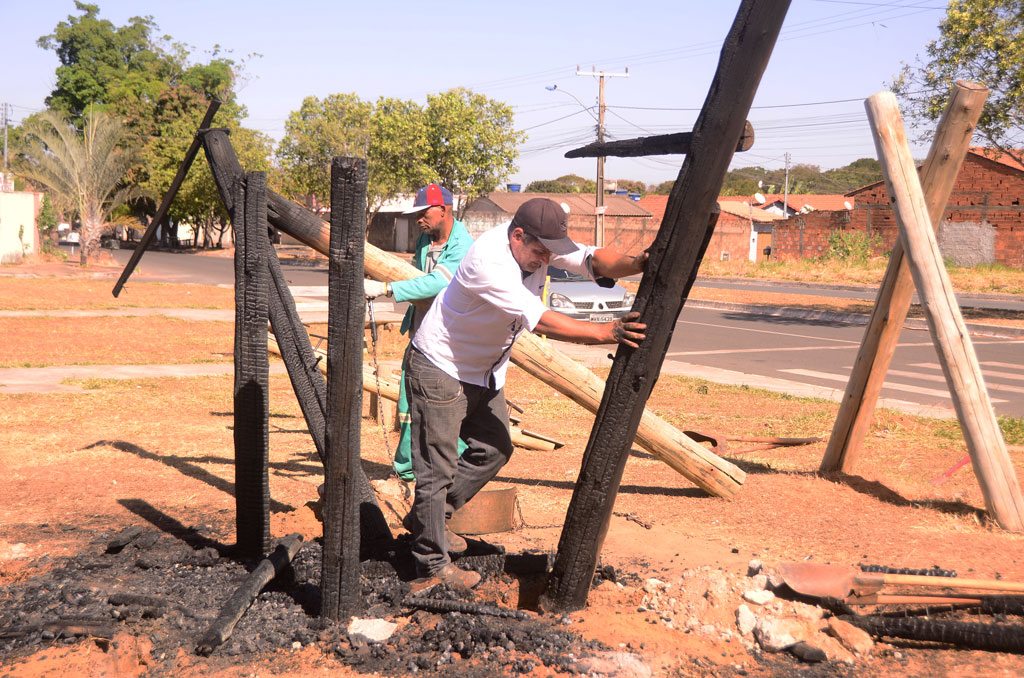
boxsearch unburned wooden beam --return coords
[543,0,792,613]
[821,81,987,473]
[565,120,754,158]
[864,91,1024,533]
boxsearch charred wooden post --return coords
[821,81,987,473]
[112,99,220,297]
[542,0,792,612]
[565,120,754,158]
[864,92,1024,533]
[233,172,271,557]
[195,533,303,655]
[321,157,368,621]
[202,128,393,551]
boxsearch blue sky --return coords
[3,1,949,189]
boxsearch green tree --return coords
[367,97,432,217]
[425,88,524,212]
[652,180,674,195]
[35,193,60,254]
[15,109,135,265]
[525,174,596,193]
[36,2,265,247]
[277,93,372,208]
[891,0,1024,168]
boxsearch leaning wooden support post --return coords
[821,81,988,473]
[195,533,303,656]
[865,92,1024,533]
[321,157,368,621]
[233,172,271,557]
[543,0,792,613]
[198,129,744,498]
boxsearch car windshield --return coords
[547,266,588,282]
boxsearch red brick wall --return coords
[566,214,655,254]
[772,154,1024,268]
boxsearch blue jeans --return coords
[405,346,513,575]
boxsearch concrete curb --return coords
[686,299,1024,340]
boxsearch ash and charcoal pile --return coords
[0,525,641,676]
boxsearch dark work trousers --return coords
[406,346,513,576]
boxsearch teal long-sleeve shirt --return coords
[390,218,474,336]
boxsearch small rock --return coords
[347,618,397,645]
[575,652,652,678]
[643,578,668,594]
[742,589,775,606]
[811,632,856,664]
[747,559,762,577]
[754,617,808,653]
[827,618,875,655]
[791,641,827,663]
[735,605,756,636]
[749,574,769,591]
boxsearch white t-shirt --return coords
[412,223,597,389]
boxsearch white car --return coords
[544,266,635,322]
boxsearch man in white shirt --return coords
[406,197,647,588]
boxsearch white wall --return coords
[0,192,40,264]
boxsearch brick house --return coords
[721,193,853,218]
[462,192,653,254]
[638,195,784,262]
[771,148,1024,268]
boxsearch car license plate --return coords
[591,313,614,322]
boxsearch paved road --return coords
[105,249,1024,418]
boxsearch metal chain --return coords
[367,300,397,476]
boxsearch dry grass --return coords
[699,257,1024,295]
[0,277,235,311]
[0,316,234,367]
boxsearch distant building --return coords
[0,191,42,263]
[771,148,1024,268]
[463,192,653,253]
[638,195,783,263]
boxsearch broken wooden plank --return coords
[565,120,754,158]
[865,91,1024,533]
[543,0,792,613]
[821,81,987,473]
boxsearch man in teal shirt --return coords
[364,184,473,481]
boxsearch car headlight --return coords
[548,293,572,309]
[623,291,635,306]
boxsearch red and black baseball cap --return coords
[403,184,453,214]
[511,198,578,255]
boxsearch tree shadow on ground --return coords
[85,439,294,514]
[118,497,230,554]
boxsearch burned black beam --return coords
[201,128,394,555]
[195,533,303,655]
[320,157,368,622]
[112,99,220,297]
[233,172,271,558]
[543,0,792,613]
[565,120,754,158]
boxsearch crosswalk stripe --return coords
[981,361,1024,371]
[884,368,1024,395]
[911,362,1024,382]
[779,368,1008,402]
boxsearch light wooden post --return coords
[821,81,988,472]
[865,92,1024,533]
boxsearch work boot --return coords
[402,513,468,555]
[433,563,481,590]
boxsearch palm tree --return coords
[15,109,135,265]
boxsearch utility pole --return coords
[2,103,9,192]
[577,67,628,247]
[782,152,791,219]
